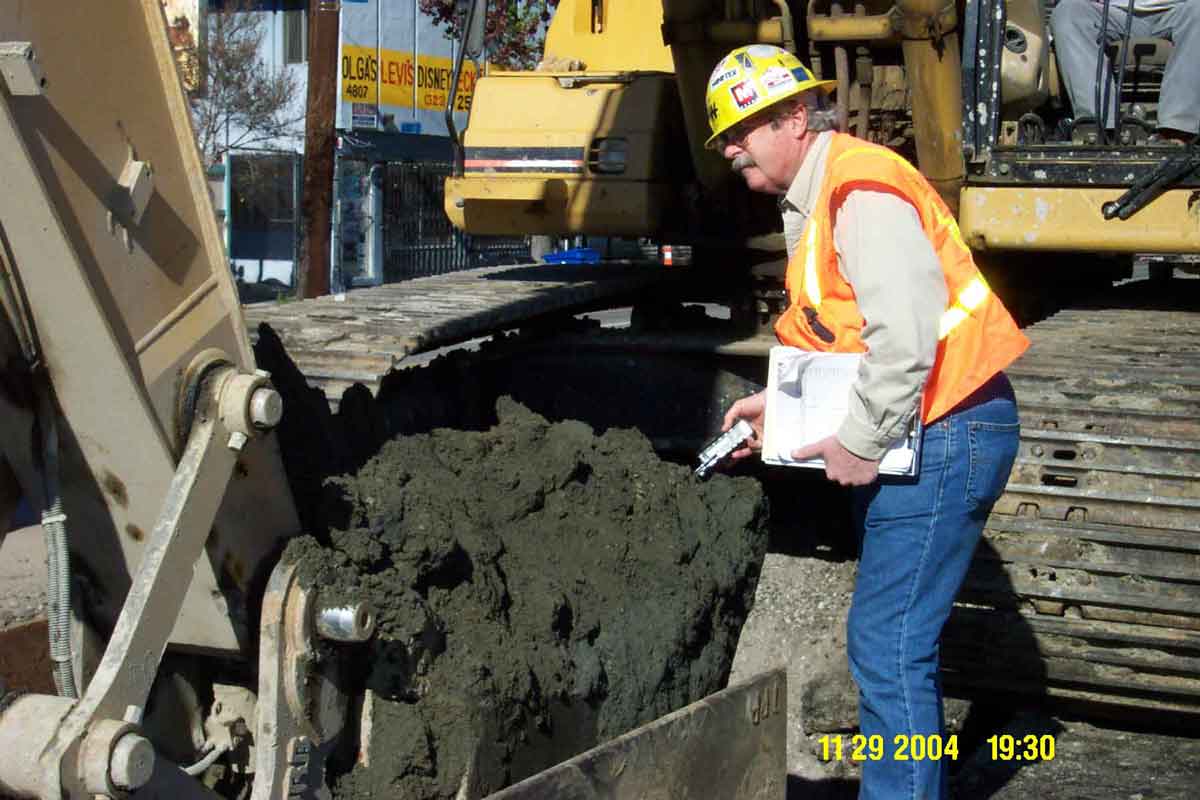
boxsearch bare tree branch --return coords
[186,1,304,167]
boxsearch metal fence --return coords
[382,161,529,281]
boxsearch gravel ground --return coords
[0,526,54,697]
[0,526,46,630]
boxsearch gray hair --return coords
[770,91,840,133]
[804,95,840,132]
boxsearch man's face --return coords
[719,106,806,195]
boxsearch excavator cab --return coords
[957,0,1200,253]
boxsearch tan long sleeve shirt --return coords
[779,131,948,460]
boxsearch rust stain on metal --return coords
[102,470,128,508]
[125,523,144,542]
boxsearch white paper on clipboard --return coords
[761,347,921,477]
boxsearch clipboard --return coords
[761,347,922,477]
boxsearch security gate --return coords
[382,161,529,281]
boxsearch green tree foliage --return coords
[419,1,560,69]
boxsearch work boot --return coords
[1069,116,1100,145]
[1147,128,1193,146]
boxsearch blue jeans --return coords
[848,373,1019,800]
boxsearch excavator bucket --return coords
[488,669,787,800]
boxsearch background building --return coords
[170,0,526,296]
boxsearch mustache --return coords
[732,153,757,172]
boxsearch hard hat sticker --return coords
[709,67,739,89]
[730,80,760,110]
[761,66,797,94]
[791,66,813,83]
[735,52,755,70]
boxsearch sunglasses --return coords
[711,108,791,151]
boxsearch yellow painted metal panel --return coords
[544,0,674,73]
[446,176,669,236]
[463,74,671,181]
[960,186,1200,254]
[451,70,681,235]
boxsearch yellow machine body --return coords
[445,71,683,235]
[444,0,747,236]
[448,0,1200,257]
[961,186,1200,253]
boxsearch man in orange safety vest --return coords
[710,44,1029,800]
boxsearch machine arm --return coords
[0,366,282,800]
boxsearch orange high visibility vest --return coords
[775,133,1030,424]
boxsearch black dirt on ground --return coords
[286,397,769,799]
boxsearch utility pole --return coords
[297,0,340,298]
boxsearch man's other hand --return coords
[792,435,880,486]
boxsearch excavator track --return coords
[243,262,681,408]
[944,301,1200,713]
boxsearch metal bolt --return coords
[109,733,155,791]
[227,431,248,452]
[1031,444,1044,457]
[249,387,283,429]
[315,602,376,642]
[253,368,271,379]
[998,162,1011,175]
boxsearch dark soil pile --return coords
[287,398,769,799]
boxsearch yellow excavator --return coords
[1,2,1197,800]
[445,0,1200,715]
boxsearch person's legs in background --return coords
[1151,0,1200,138]
[1050,0,1149,130]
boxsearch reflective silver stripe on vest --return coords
[938,275,990,339]
[802,222,821,307]
[803,244,990,341]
